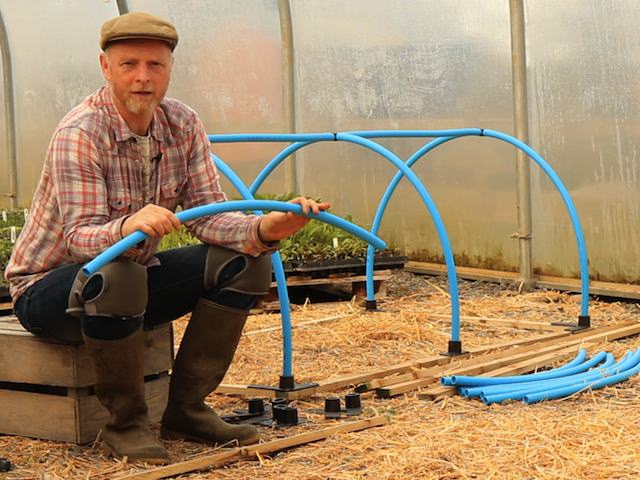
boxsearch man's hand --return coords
[258,196,331,242]
[121,204,181,238]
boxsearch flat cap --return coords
[100,11,178,51]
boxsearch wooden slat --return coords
[0,319,173,387]
[271,270,391,288]
[405,260,640,300]
[116,416,390,480]
[428,314,565,331]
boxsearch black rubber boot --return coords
[161,298,259,446]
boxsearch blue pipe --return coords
[480,351,633,405]
[212,154,296,378]
[481,129,589,317]
[443,349,603,387]
[209,133,335,143]
[342,129,482,139]
[82,200,387,276]
[461,352,611,398]
[336,132,461,342]
[363,136,459,301]
[522,349,640,404]
[249,141,317,194]
[477,353,619,404]
[458,352,604,398]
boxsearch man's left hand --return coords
[258,197,331,243]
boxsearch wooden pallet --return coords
[0,315,173,444]
[259,270,391,310]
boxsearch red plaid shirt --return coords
[6,86,272,302]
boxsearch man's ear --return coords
[99,52,110,81]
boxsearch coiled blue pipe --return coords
[481,353,623,404]
[445,350,640,406]
[443,349,602,387]
[522,349,640,404]
[82,200,387,276]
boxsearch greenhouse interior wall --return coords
[1,0,639,286]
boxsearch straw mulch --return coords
[2,271,640,479]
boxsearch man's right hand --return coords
[121,204,181,238]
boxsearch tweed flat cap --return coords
[100,11,178,51]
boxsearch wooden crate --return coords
[0,315,173,444]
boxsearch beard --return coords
[124,95,158,116]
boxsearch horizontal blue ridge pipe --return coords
[82,200,387,276]
[479,353,620,404]
[336,132,461,342]
[443,349,601,387]
[482,129,590,318]
[523,349,640,404]
[208,133,335,143]
[343,129,483,139]
[212,153,296,378]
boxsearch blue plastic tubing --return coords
[211,132,464,342]
[442,348,599,387]
[211,154,295,378]
[464,349,640,405]
[352,129,590,319]
[522,349,640,404]
[211,128,590,342]
[481,353,622,404]
[81,200,386,276]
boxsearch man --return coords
[5,11,329,464]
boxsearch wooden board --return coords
[406,261,640,300]
[0,315,173,387]
[0,374,169,444]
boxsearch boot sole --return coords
[102,443,170,465]
[160,427,260,446]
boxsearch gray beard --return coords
[124,97,157,116]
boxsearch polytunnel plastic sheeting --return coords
[526,0,640,281]
[128,0,288,196]
[0,0,114,207]
[289,0,518,272]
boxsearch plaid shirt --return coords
[6,86,272,302]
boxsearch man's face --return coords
[100,40,173,118]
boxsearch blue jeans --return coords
[15,245,243,344]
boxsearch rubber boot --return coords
[84,328,170,463]
[161,298,259,446]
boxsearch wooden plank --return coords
[405,261,640,300]
[0,321,173,387]
[116,416,391,480]
[243,315,345,337]
[0,375,169,444]
[271,270,391,288]
[428,314,565,331]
